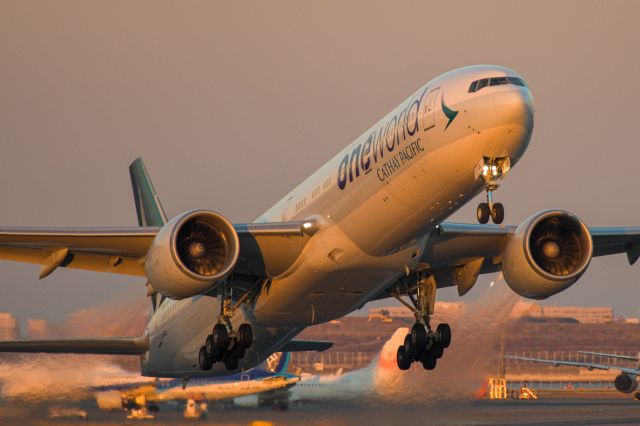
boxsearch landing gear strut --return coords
[393,272,451,371]
[476,157,509,224]
[198,284,254,371]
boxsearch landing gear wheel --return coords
[198,346,213,370]
[224,353,240,370]
[477,203,490,224]
[491,203,504,224]
[436,323,452,348]
[205,335,215,357]
[403,334,416,360]
[396,346,412,370]
[232,343,246,360]
[213,323,229,349]
[421,352,437,370]
[238,324,253,349]
[410,323,427,351]
[432,344,444,359]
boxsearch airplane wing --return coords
[0,221,315,280]
[505,355,640,376]
[0,335,149,355]
[413,222,640,295]
[578,351,640,362]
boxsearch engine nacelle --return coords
[502,210,593,300]
[615,373,638,393]
[145,210,240,299]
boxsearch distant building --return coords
[369,303,615,324]
[368,302,464,322]
[0,313,18,340]
[528,306,613,324]
[27,318,51,338]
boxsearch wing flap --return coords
[0,336,149,355]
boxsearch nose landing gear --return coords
[393,272,451,371]
[198,285,254,371]
[475,157,510,224]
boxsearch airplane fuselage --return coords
[142,65,534,377]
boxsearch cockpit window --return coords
[476,78,489,91]
[507,76,525,86]
[468,76,526,93]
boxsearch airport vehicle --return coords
[48,407,88,420]
[508,351,640,397]
[1,65,640,377]
[95,352,299,415]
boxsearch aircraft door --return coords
[421,87,440,131]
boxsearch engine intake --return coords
[615,373,638,393]
[145,210,240,299]
[502,210,593,299]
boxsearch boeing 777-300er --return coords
[508,351,640,398]
[1,65,640,377]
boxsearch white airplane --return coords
[0,65,639,378]
[507,351,640,397]
[234,327,407,408]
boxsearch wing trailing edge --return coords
[280,340,333,352]
[0,335,149,355]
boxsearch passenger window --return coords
[490,77,508,86]
[476,78,489,90]
[468,81,478,93]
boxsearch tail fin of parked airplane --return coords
[261,352,291,375]
[240,352,291,380]
[129,157,167,311]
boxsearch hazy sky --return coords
[1,1,640,322]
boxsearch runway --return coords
[1,397,639,426]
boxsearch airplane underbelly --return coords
[253,269,396,325]
[141,297,300,378]
[252,223,420,326]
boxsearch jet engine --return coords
[145,210,240,299]
[614,373,638,393]
[502,210,593,300]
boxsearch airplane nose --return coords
[493,88,535,128]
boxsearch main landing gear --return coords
[393,272,451,371]
[476,157,509,224]
[198,286,254,371]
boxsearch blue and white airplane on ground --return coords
[95,352,298,415]
[0,65,639,378]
